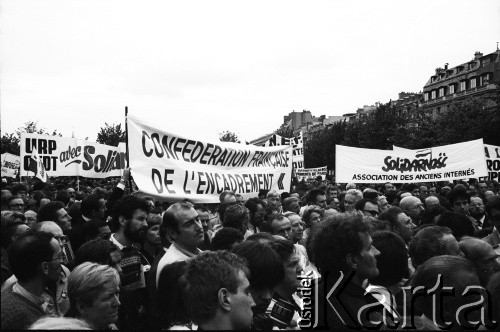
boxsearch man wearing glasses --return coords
[355,198,380,219]
[2,222,71,317]
[1,232,65,329]
[399,196,425,226]
[8,196,25,213]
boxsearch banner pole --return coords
[125,106,132,191]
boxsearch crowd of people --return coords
[1,170,500,330]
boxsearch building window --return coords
[483,73,490,85]
[460,81,466,91]
[424,93,429,101]
[431,91,436,99]
[470,78,476,89]
[438,88,444,97]
[449,84,455,94]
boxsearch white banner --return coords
[1,153,20,178]
[128,115,293,203]
[483,144,500,182]
[20,133,126,178]
[295,166,327,182]
[263,132,304,169]
[336,139,488,183]
[394,143,500,182]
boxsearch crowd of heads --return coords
[1,174,500,330]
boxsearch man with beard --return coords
[109,195,149,289]
[108,195,149,329]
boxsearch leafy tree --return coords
[303,93,499,170]
[304,120,347,169]
[432,96,500,146]
[0,132,20,155]
[15,121,62,138]
[219,130,240,143]
[97,123,125,147]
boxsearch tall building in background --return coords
[421,49,500,117]
[250,48,500,144]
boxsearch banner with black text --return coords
[295,166,327,182]
[336,139,488,183]
[393,143,500,182]
[128,115,293,203]
[1,153,20,178]
[263,132,304,169]
[20,133,126,178]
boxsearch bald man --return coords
[424,196,440,209]
[400,196,425,225]
[38,221,74,268]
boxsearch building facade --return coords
[421,50,500,117]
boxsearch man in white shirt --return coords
[156,202,204,287]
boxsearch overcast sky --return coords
[1,0,499,143]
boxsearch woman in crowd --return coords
[140,213,162,265]
[66,262,121,330]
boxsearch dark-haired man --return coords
[266,239,303,329]
[483,196,500,255]
[268,213,292,241]
[309,213,381,329]
[108,195,149,329]
[69,194,108,251]
[409,225,463,269]
[1,232,62,329]
[183,251,255,330]
[8,196,25,213]
[156,202,203,287]
[37,201,72,234]
[449,186,482,232]
[195,205,213,250]
[355,198,379,219]
[232,240,284,330]
[109,195,149,292]
[307,189,327,209]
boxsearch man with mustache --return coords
[108,195,150,328]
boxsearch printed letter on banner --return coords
[127,115,292,203]
[1,153,21,178]
[20,133,126,178]
[336,139,488,183]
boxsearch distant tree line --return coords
[304,95,500,169]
